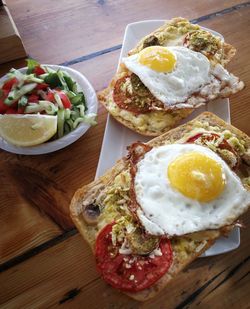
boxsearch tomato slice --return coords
[187,132,239,168]
[28,94,39,103]
[46,91,55,102]
[5,108,17,114]
[187,132,235,153]
[33,66,46,76]
[113,76,159,114]
[57,91,72,109]
[35,83,49,90]
[95,223,173,292]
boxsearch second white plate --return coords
[95,20,240,256]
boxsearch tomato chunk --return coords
[28,94,39,103]
[46,91,55,102]
[33,66,46,76]
[35,83,48,90]
[5,108,17,114]
[95,223,173,292]
[57,91,72,109]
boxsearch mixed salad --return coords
[0,59,97,139]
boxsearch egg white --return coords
[123,46,211,107]
[134,144,250,236]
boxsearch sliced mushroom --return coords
[142,35,160,49]
[82,203,101,225]
[127,227,160,255]
[217,148,239,169]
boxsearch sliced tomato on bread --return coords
[95,222,173,292]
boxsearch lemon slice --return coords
[0,114,57,147]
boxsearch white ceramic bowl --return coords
[0,65,98,155]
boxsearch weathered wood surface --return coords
[1,212,249,308]
[6,0,246,64]
[0,1,250,308]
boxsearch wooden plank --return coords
[0,58,26,77]
[0,53,110,264]
[0,59,110,264]
[0,213,249,308]
[0,165,63,264]
[6,0,247,64]
[71,50,120,92]
[0,61,63,262]
[0,50,116,264]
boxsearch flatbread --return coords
[98,17,244,136]
[70,112,250,301]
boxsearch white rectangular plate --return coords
[95,20,240,256]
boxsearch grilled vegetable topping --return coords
[127,227,160,255]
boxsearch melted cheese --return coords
[108,98,179,133]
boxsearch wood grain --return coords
[5,0,246,64]
[0,58,26,77]
[0,213,249,308]
[0,104,108,238]
[0,157,63,264]
[0,2,250,308]
[0,58,110,263]
[1,2,250,269]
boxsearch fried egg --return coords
[134,144,250,236]
[122,46,211,106]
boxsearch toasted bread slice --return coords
[129,17,236,66]
[98,68,244,137]
[98,77,194,137]
[70,112,250,301]
[98,17,244,137]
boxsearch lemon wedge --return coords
[0,114,57,147]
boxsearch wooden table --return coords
[1,1,250,308]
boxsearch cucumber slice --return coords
[57,109,65,138]
[4,83,37,105]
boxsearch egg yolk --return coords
[168,152,225,202]
[138,46,176,73]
